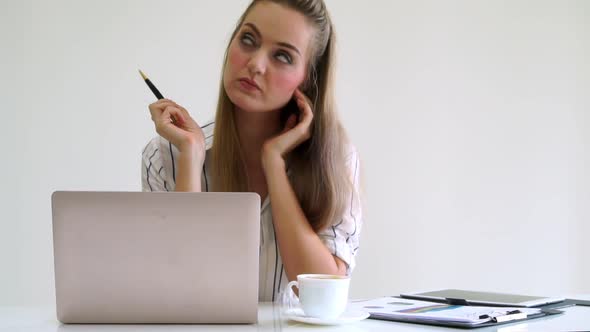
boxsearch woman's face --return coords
[223,1,315,113]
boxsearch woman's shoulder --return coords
[142,136,167,160]
[200,120,215,150]
[343,142,360,167]
[340,142,361,187]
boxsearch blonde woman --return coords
[142,0,362,302]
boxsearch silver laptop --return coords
[51,191,260,324]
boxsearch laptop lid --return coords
[51,191,260,324]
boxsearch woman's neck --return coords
[234,107,282,168]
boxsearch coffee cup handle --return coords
[282,280,299,311]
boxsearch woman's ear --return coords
[299,66,313,93]
[299,79,315,98]
[299,79,310,94]
[300,66,319,99]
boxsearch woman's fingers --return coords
[293,90,313,138]
[283,114,298,133]
[162,106,185,125]
[149,100,175,120]
[294,89,313,119]
[294,89,313,111]
[147,99,206,155]
[148,99,198,128]
[172,102,190,118]
[149,100,188,124]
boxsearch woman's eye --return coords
[275,51,292,64]
[240,33,255,46]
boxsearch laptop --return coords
[51,191,260,324]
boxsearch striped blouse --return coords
[141,123,362,302]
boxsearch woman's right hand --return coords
[148,99,206,159]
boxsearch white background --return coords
[2,0,588,306]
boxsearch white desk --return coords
[2,299,589,332]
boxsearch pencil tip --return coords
[138,69,147,80]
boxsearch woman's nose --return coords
[247,51,266,76]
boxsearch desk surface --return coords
[2,298,589,332]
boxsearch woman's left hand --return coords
[262,88,314,169]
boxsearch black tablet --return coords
[400,289,564,307]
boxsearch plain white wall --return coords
[2,0,588,306]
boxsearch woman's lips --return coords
[238,78,261,92]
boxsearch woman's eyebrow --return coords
[243,22,302,56]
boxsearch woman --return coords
[141,0,362,302]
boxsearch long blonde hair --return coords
[211,0,352,232]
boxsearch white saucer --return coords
[284,308,370,326]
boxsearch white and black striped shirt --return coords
[141,123,362,302]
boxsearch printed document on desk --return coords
[350,297,545,328]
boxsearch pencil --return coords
[138,69,164,100]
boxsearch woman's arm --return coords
[175,147,204,192]
[147,99,206,192]
[262,152,348,282]
[261,89,354,281]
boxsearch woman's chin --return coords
[226,86,290,113]
[228,91,267,113]
[233,100,257,113]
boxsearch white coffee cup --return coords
[284,274,350,318]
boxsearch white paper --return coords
[350,297,541,325]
